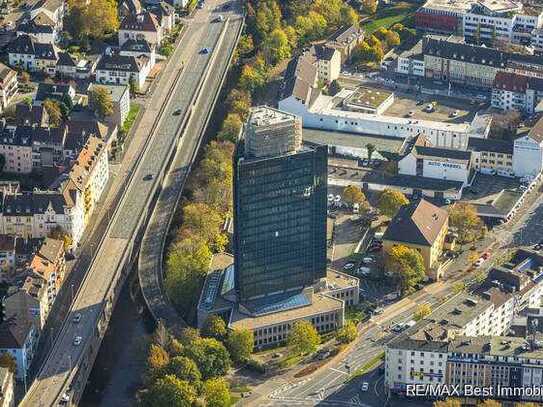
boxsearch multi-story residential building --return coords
[16,21,56,44]
[0,126,33,174]
[1,188,85,247]
[513,116,543,178]
[118,11,162,47]
[423,36,543,87]
[118,0,142,20]
[88,83,131,127]
[0,64,17,115]
[234,106,327,302]
[396,37,427,77]
[312,45,341,84]
[29,0,64,37]
[398,134,472,185]
[6,35,57,75]
[68,135,109,224]
[4,272,49,330]
[491,71,543,113]
[0,235,17,280]
[119,39,156,69]
[95,53,151,89]
[0,367,14,407]
[325,25,364,63]
[34,82,76,106]
[146,2,175,32]
[31,125,67,169]
[0,314,38,380]
[468,136,514,176]
[28,237,64,305]
[15,103,49,128]
[382,198,449,279]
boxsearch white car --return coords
[72,313,82,323]
[362,257,375,264]
[73,336,82,346]
[343,262,355,270]
[474,258,485,268]
[361,382,369,392]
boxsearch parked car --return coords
[362,257,375,264]
[73,336,82,346]
[343,262,355,270]
[72,313,82,323]
[200,47,210,54]
[474,258,485,268]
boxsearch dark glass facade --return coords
[233,144,328,302]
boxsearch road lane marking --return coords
[329,367,348,375]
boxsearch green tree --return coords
[254,0,282,41]
[287,320,320,355]
[366,143,376,160]
[184,337,231,379]
[264,28,292,64]
[203,377,231,407]
[287,0,312,20]
[169,338,184,356]
[182,202,227,251]
[294,11,327,44]
[239,63,266,93]
[336,321,358,344]
[43,99,63,127]
[179,327,200,346]
[202,315,227,340]
[238,34,254,56]
[88,85,113,119]
[384,30,400,48]
[448,202,485,243]
[0,352,16,373]
[361,0,377,14]
[340,5,359,27]
[167,356,202,386]
[343,185,368,208]
[386,245,425,295]
[329,80,342,95]
[378,189,409,218]
[226,89,251,120]
[66,0,119,41]
[453,281,466,294]
[147,343,170,372]
[142,375,196,407]
[218,113,243,143]
[226,328,254,363]
[413,303,432,321]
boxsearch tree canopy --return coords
[142,375,196,407]
[336,321,358,344]
[167,356,202,386]
[386,244,425,295]
[88,85,114,119]
[448,202,485,243]
[343,185,368,208]
[226,328,254,363]
[378,189,409,218]
[413,303,432,321]
[203,378,231,407]
[202,315,228,341]
[66,0,119,41]
[183,338,231,380]
[288,320,320,355]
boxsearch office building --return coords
[234,106,327,302]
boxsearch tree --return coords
[414,303,432,321]
[65,0,119,41]
[43,99,63,127]
[448,203,485,243]
[287,320,320,355]
[218,113,243,143]
[226,89,251,120]
[167,356,202,386]
[184,337,231,379]
[238,34,254,56]
[329,80,341,96]
[386,245,425,295]
[0,352,16,373]
[434,400,461,407]
[202,315,227,340]
[226,328,254,363]
[88,85,113,119]
[294,11,327,44]
[239,63,266,93]
[378,189,409,218]
[203,378,231,407]
[340,5,359,27]
[384,30,401,48]
[182,202,227,252]
[179,327,200,346]
[142,375,196,407]
[366,143,376,161]
[263,28,292,65]
[147,343,170,371]
[343,185,368,209]
[48,226,72,250]
[287,0,312,20]
[361,0,377,14]
[254,0,281,41]
[336,321,357,344]
[453,281,466,294]
[152,320,170,349]
[169,338,184,356]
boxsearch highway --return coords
[20,1,243,405]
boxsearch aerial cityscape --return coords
[0,0,542,406]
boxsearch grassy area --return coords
[279,354,304,369]
[349,351,385,379]
[363,2,419,34]
[121,104,141,138]
[230,384,251,393]
[345,307,366,325]
[228,396,241,406]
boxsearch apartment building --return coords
[0,126,33,174]
[0,64,17,115]
[312,45,341,84]
[31,125,67,169]
[0,314,38,380]
[118,11,162,47]
[513,116,543,178]
[3,272,49,330]
[325,25,364,63]
[468,136,514,176]
[0,236,16,278]
[16,21,56,44]
[29,0,64,39]
[67,136,109,224]
[0,367,14,407]
[28,237,65,306]
[492,71,543,113]
[95,53,151,89]
[6,35,57,75]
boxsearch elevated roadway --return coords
[20,1,243,405]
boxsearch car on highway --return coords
[534,243,543,251]
[474,258,485,268]
[361,382,369,392]
[343,262,355,271]
[373,307,384,315]
[214,15,224,22]
[200,47,210,54]
[173,108,182,115]
[72,313,82,323]
[450,110,459,117]
[143,174,154,181]
[362,257,375,264]
[73,336,82,346]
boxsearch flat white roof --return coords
[421,0,520,14]
[309,93,471,133]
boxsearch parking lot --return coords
[383,92,478,122]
